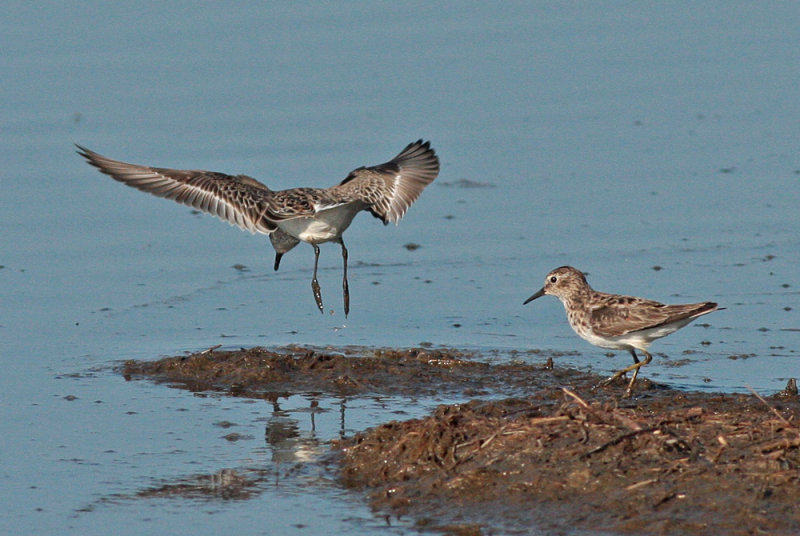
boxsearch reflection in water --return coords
[90,396,355,509]
[125,467,261,502]
[263,396,347,468]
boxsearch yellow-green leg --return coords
[600,349,653,397]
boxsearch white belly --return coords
[578,330,638,351]
[575,318,695,352]
[277,204,361,244]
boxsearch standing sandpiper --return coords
[524,266,719,396]
[77,140,439,316]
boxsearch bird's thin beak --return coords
[523,288,545,305]
[273,253,283,271]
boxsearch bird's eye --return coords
[549,276,557,283]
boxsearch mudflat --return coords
[123,346,800,535]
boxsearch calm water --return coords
[2,2,799,534]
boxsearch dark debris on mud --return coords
[122,346,800,535]
[338,386,800,535]
[121,345,587,399]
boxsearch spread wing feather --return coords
[76,145,277,233]
[332,139,439,224]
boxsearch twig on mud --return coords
[652,490,685,509]
[746,385,795,429]
[562,388,591,410]
[562,388,608,424]
[527,416,572,426]
[625,478,658,491]
[479,431,500,450]
[610,410,645,432]
[452,421,518,467]
[711,435,728,463]
[196,344,222,355]
[760,437,800,453]
[454,426,504,453]
[579,427,660,459]
[454,416,571,460]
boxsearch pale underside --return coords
[572,316,698,352]
[276,200,366,243]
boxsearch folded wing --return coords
[592,298,717,338]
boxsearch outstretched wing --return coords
[332,139,439,224]
[76,145,277,234]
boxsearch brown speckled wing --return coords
[591,296,716,337]
[589,295,672,337]
[332,140,439,224]
[76,145,277,234]
[265,187,346,220]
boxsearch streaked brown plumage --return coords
[77,140,439,316]
[525,266,719,396]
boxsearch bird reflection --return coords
[263,397,347,468]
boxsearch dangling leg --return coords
[339,238,350,317]
[311,244,323,313]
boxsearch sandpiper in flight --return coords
[524,266,719,396]
[77,140,439,316]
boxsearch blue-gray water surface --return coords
[2,2,799,534]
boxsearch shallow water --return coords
[2,1,799,534]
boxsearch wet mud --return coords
[121,345,591,399]
[122,346,800,535]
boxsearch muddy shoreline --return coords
[122,346,800,535]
